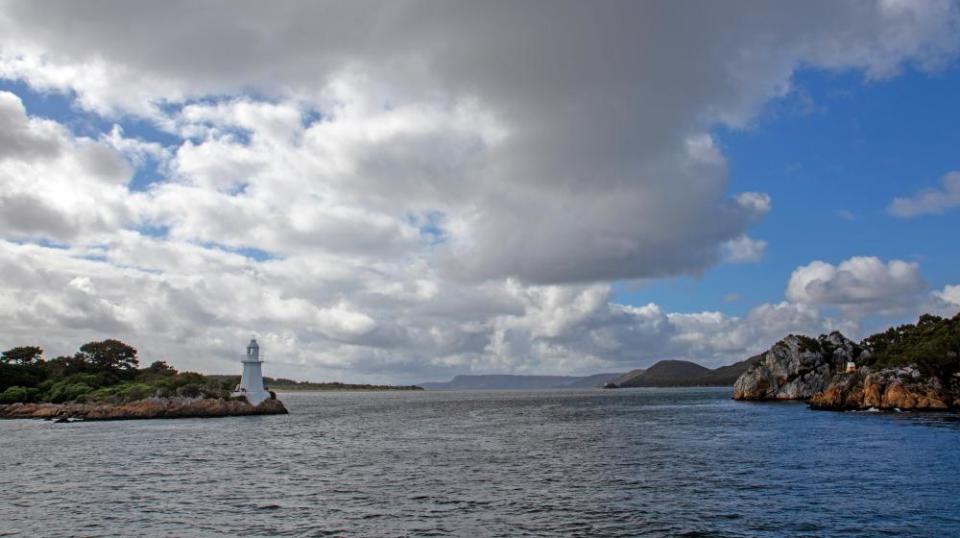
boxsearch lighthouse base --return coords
[233,389,273,407]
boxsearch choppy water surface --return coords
[2,388,960,537]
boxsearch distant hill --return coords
[562,373,624,388]
[618,360,709,387]
[419,359,757,390]
[420,373,622,390]
[615,356,759,387]
[607,368,647,386]
[698,354,763,385]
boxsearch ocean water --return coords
[2,388,960,537]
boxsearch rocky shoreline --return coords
[732,329,960,412]
[0,396,288,421]
[809,367,958,411]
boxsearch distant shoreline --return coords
[204,376,425,392]
[273,385,424,392]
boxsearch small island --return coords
[0,339,287,421]
[733,313,960,411]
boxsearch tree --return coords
[0,346,46,391]
[46,354,92,378]
[911,314,960,380]
[145,360,176,375]
[78,339,139,374]
[1,346,42,364]
[861,313,960,379]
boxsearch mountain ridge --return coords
[613,357,759,388]
[420,373,623,390]
[419,358,756,390]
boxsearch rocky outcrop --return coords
[733,332,863,400]
[809,367,958,411]
[0,396,288,421]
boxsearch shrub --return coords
[796,335,822,353]
[114,383,155,402]
[87,387,118,403]
[0,386,41,404]
[176,383,203,398]
[47,382,94,403]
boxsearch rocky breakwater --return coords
[733,332,863,400]
[809,367,959,411]
[0,396,288,421]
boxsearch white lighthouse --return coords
[233,338,272,406]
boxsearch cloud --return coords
[837,210,856,221]
[0,91,64,159]
[1,2,957,283]
[928,284,960,317]
[0,235,851,380]
[721,235,767,263]
[666,301,851,358]
[888,171,960,217]
[786,256,926,316]
[0,232,953,381]
[937,284,960,306]
[0,3,959,380]
[0,91,136,242]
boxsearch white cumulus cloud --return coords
[721,235,767,263]
[888,171,960,217]
[786,256,926,316]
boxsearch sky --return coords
[1,0,959,383]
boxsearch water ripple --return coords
[2,388,960,536]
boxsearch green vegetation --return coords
[0,340,235,405]
[795,335,822,354]
[0,386,41,404]
[861,313,960,380]
[0,339,422,405]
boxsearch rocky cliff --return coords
[733,313,960,410]
[809,367,960,411]
[733,332,864,400]
[0,396,288,421]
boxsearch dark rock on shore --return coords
[733,332,863,400]
[0,397,288,421]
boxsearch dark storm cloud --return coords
[4,1,955,283]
